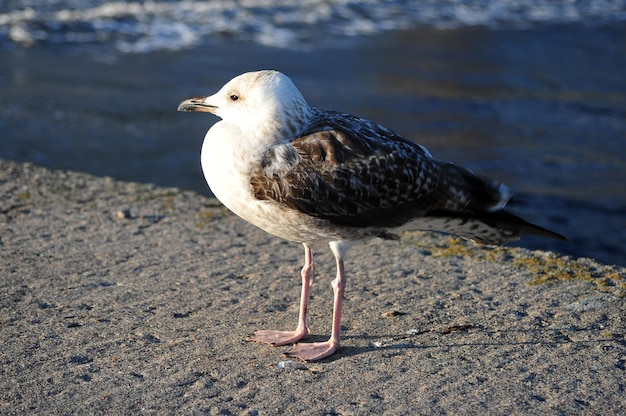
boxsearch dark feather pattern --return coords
[250,109,538,240]
[426,209,568,243]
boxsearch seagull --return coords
[178,70,566,361]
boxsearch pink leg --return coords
[247,244,314,346]
[286,242,347,361]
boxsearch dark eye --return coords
[230,94,239,101]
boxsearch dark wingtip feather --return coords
[479,210,568,242]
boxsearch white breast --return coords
[201,122,326,243]
[201,122,259,217]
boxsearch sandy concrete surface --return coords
[1,159,625,415]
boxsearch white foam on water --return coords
[1,0,625,53]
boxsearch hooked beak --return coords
[177,97,217,113]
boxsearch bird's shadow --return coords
[286,323,621,363]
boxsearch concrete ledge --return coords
[2,159,624,414]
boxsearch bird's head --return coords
[178,70,310,139]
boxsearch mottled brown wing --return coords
[249,112,497,229]
[250,109,565,241]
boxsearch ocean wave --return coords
[1,0,625,53]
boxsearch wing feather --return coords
[250,109,507,229]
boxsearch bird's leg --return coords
[247,244,314,346]
[286,242,347,361]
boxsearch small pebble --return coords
[116,209,132,219]
[277,360,298,369]
[372,339,393,348]
[382,310,406,318]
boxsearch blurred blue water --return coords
[0,1,625,265]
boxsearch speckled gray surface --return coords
[1,159,624,415]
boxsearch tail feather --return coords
[424,209,568,246]
[473,210,568,241]
[442,163,511,212]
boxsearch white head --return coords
[178,70,310,140]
